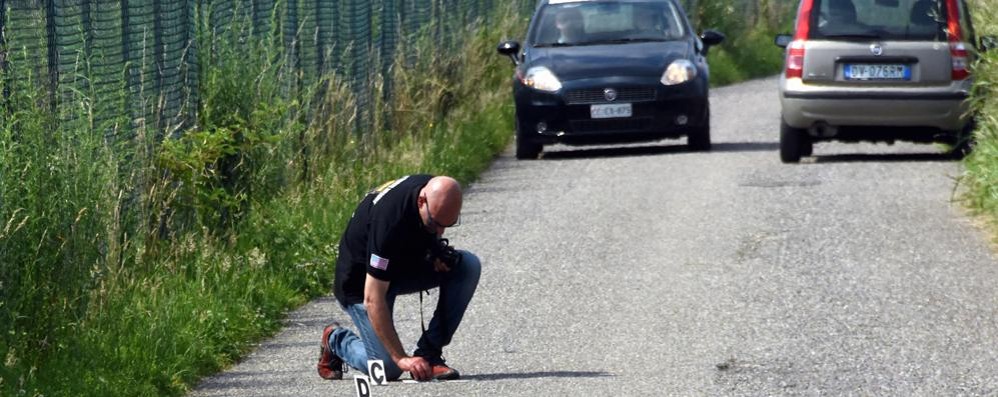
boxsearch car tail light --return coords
[786,0,815,79]
[945,0,969,80]
[786,41,806,79]
[950,42,970,80]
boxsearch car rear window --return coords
[530,1,687,47]
[811,0,948,41]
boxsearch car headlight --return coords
[521,66,562,92]
[661,59,697,86]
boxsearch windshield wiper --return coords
[535,38,665,48]
[534,42,579,48]
[583,38,667,45]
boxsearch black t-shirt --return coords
[334,175,437,306]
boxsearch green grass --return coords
[962,0,998,229]
[0,2,790,396]
[707,24,788,86]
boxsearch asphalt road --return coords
[190,77,998,396]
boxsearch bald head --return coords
[418,176,463,235]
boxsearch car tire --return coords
[780,119,806,164]
[950,120,976,159]
[800,135,814,157]
[515,120,542,160]
[688,106,712,152]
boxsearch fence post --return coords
[0,0,6,78]
[80,0,92,121]
[184,0,198,129]
[341,0,372,130]
[285,0,300,95]
[379,0,397,83]
[0,0,7,108]
[315,0,324,75]
[0,0,6,68]
[332,0,341,72]
[81,0,91,59]
[45,0,58,112]
[120,0,130,111]
[152,0,167,133]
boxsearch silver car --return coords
[775,0,995,163]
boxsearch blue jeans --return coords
[327,250,481,380]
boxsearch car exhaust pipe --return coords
[809,122,838,138]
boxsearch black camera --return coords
[427,238,461,268]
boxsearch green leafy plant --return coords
[961,0,998,225]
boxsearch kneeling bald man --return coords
[317,175,481,381]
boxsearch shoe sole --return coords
[432,369,460,381]
[317,324,343,380]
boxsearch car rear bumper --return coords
[780,80,973,132]
[782,96,970,131]
[514,78,708,145]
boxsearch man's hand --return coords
[433,258,451,273]
[397,356,431,381]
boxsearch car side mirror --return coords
[775,34,792,48]
[497,40,521,66]
[981,36,997,52]
[700,30,725,54]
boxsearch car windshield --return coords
[812,0,948,41]
[530,1,687,47]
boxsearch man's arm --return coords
[363,274,431,380]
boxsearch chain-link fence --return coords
[0,0,526,138]
[0,0,792,138]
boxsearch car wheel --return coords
[950,120,976,159]
[515,120,542,160]
[688,106,712,152]
[780,119,805,164]
[800,135,814,157]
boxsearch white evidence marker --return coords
[367,360,388,386]
[354,375,372,397]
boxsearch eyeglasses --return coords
[422,195,460,230]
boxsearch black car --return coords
[497,0,724,159]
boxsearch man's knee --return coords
[457,250,482,283]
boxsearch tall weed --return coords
[962,0,998,221]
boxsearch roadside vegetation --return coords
[693,0,794,86]
[962,0,998,229]
[0,4,520,396]
[0,2,794,396]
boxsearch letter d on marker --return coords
[368,360,387,385]
[354,375,371,397]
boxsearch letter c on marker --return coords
[368,360,387,385]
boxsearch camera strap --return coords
[419,290,427,334]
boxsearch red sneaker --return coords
[430,364,460,381]
[317,323,344,380]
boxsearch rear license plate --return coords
[590,103,632,119]
[844,64,911,81]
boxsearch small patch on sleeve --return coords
[370,254,390,271]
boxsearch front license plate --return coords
[844,64,911,80]
[590,103,632,119]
